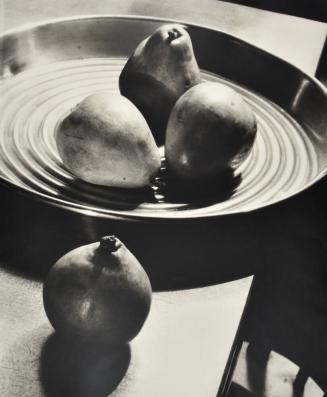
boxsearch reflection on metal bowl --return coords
[0,16,326,288]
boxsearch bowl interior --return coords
[0,16,326,219]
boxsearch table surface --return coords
[0,266,252,397]
[1,1,327,396]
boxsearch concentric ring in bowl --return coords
[0,57,319,219]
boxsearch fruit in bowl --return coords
[43,235,152,344]
[56,93,161,188]
[56,24,257,200]
[119,24,202,144]
[165,81,257,184]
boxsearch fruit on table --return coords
[119,24,202,144]
[56,93,161,188]
[43,235,152,344]
[165,81,257,183]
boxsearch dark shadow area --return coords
[0,323,131,396]
[0,185,256,290]
[0,167,249,290]
[316,37,327,86]
[293,368,308,396]
[119,70,176,146]
[228,382,253,396]
[230,177,327,394]
[229,343,323,396]
[240,258,327,392]
[40,333,131,397]
[56,177,155,211]
[54,164,241,209]
[222,0,327,23]
[245,343,269,396]
[154,166,241,204]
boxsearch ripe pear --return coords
[165,82,257,182]
[119,24,202,144]
[56,93,161,188]
[43,235,152,344]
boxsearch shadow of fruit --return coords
[157,166,242,204]
[40,333,131,397]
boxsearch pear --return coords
[56,93,161,188]
[119,24,202,144]
[165,81,257,183]
[43,235,152,344]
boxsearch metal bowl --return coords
[0,16,326,286]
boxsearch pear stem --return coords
[99,235,119,253]
[167,29,179,43]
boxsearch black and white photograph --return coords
[0,1,326,396]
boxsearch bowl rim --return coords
[0,14,326,223]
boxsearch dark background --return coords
[222,1,327,395]
[223,0,327,87]
[223,0,327,22]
